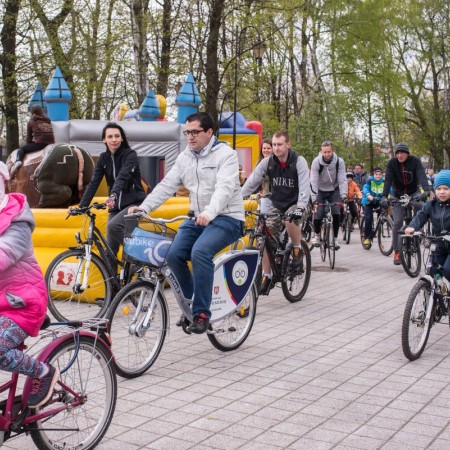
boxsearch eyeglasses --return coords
[321,141,333,147]
[183,129,205,137]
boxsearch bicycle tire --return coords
[400,236,421,277]
[30,335,117,450]
[45,250,113,321]
[320,222,327,262]
[401,279,434,361]
[208,285,257,351]
[302,217,312,243]
[106,279,168,378]
[247,246,262,296]
[281,240,311,302]
[377,216,394,256]
[327,224,335,269]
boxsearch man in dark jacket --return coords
[354,163,369,190]
[381,142,429,265]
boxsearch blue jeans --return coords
[165,216,243,318]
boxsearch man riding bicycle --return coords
[129,112,245,334]
[310,141,347,249]
[241,131,310,295]
[381,142,429,265]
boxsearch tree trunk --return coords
[156,0,172,98]
[0,0,20,153]
[130,0,150,105]
[205,0,225,130]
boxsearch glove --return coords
[106,194,116,209]
[381,197,389,209]
[291,208,305,220]
[419,192,428,202]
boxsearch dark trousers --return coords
[16,142,48,161]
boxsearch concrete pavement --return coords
[5,232,450,449]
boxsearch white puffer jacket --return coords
[140,137,245,222]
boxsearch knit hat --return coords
[346,172,354,178]
[0,161,10,210]
[433,170,450,189]
[394,142,410,154]
[373,167,383,174]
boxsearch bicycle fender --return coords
[22,331,113,406]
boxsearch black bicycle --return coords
[45,203,139,321]
[241,206,312,303]
[359,200,394,256]
[402,234,450,360]
[315,202,342,270]
[397,194,422,277]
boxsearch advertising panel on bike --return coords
[49,262,78,292]
[210,251,259,321]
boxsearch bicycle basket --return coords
[124,220,176,268]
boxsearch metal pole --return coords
[232,26,239,151]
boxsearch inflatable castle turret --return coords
[139,88,161,122]
[43,66,72,121]
[29,82,47,113]
[176,73,202,123]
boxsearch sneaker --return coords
[9,161,22,177]
[291,247,303,269]
[363,238,371,246]
[334,238,340,250]
[311,234,321,247]
[259,276,274,296]
[394,251,401,265]
[28,365,60,408]
[187,312,210,334]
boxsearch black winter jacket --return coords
[79,146,146,212]
[382,155,429,198]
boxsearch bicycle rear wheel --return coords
[401,280,434,361]
[30,335,117,450]
[327,224,335,269]
[281,240,311,302]
[45,250,113,321]
[400,236,421,277]
[208,285,257,351]
[377,216,394,256]
[107,279,168,378]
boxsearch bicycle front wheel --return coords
[30,335,117,450]
[344,216,351,244]
[401,280,434,361]
[45,250,113,321]
[208,285,257,351]
[320,223,327,262]
[377,216,394,256]
[400,236,421,277]
[107,279,168,378]
[327,224,335,269]
[281,240,311,302]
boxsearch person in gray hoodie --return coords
[128,112,244,334]
[310,141,347,248]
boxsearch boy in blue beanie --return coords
[405,170,450,279]
[362,167,385,246]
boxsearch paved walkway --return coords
[5,233,450,449]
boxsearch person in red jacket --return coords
[10,105,55,176]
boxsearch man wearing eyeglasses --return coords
[310,141,348,249]
[241,131,310,296]
[128,112,244,334]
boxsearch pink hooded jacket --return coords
[0,193,47,336]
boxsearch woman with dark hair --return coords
[77,122,146,267]
[10,105,55,176]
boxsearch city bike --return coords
[105,212,260,378]
[397,194,423,277]
[359,201,394,255]
[341,201,357,245]
[402,234,450,361]
[241,204,311,303]
[315,202,342,270]
[45,203,138,321]
[0,317,116,449]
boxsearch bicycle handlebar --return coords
[125,210,195,224]
[67,202,107,219]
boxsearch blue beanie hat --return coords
[434,170,450,189]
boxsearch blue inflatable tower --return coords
[176,73,201,123]
[44,66,72,121]
[28,82,47,112]
[139,88,161,121]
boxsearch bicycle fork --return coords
[128,279,162,337]
[73,245,92,294]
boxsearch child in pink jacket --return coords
[0,161,59,408]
